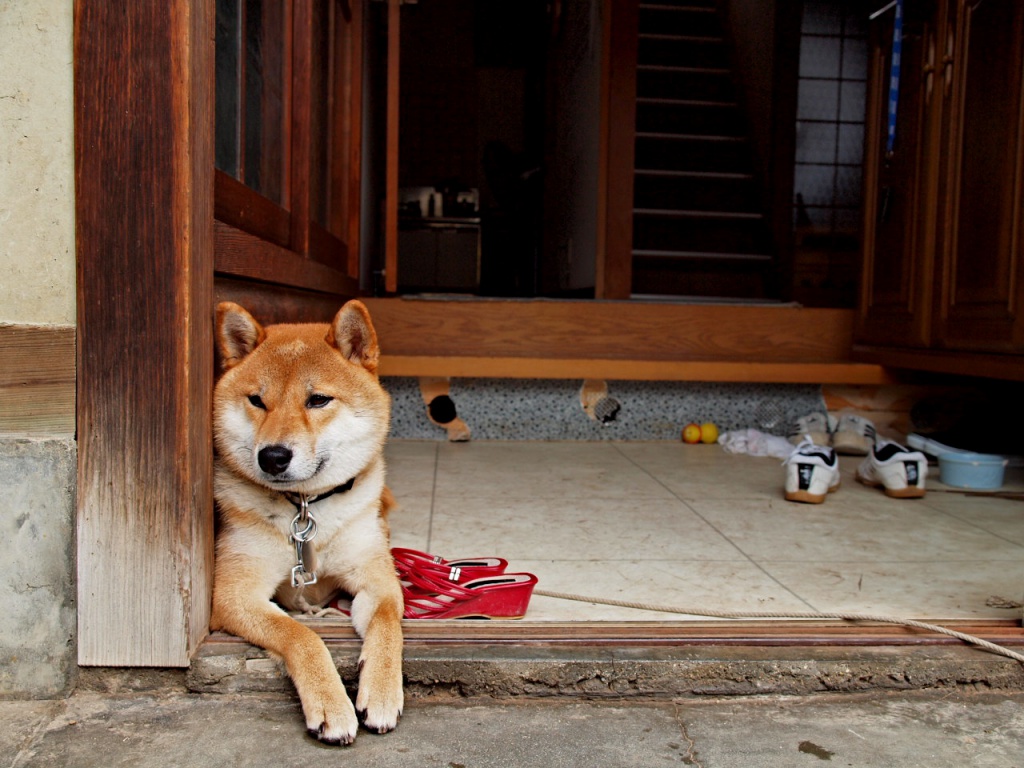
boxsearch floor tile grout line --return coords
[610,443,821,613]
[918,498,1024,551]
[423,441,441,552]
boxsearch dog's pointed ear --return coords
[327,300,380,376]
[216,302,266,369]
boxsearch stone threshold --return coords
[180,639,1024,700]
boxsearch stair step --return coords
[634,208,764,220]
[635,169,753,180]
[633,171,759,210]
[639,4,720,37]
[633,0,777,301]
[640,2,717,11]
[633,210,770,255]
[638,34,729,69]
[636,131,746,142]
[635,133,751,174]
[630,253,770,266]
[632,267,774,300]
[639,32,723,43]
[638,65,735,101]
[638,97,738,108]
[638,63,730,75]
[636,100,746,136]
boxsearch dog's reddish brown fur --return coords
[210,300,403,745]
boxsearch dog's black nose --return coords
[258,445,293,476]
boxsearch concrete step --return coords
[184,632,1024,700]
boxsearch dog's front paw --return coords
[355,663,404,734]
[304,689,360,746]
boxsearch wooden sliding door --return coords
[214,0,364,320]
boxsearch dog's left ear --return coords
[216,302,266,369]
[327,300,380,376]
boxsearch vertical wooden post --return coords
[74,0,214,666]
[596,0,638,299]
[345,0,365,278]
[290,1,313,255]
[384,0,401,293]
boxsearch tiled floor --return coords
[384,440,1024,623]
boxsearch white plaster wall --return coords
[0,1,77,698]
[0,0,76,326]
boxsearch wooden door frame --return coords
[74,0,365,667]
[75,0,215,666]
[75,0,883,668]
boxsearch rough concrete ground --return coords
[5,689,1024,767]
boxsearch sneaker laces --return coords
[783,436,817,465]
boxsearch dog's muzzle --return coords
[258,445,293,476]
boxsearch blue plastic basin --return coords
[938,451,1008,490]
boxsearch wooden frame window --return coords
[214,0,362,295]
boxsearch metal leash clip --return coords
[289,495,319,588]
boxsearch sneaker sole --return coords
[856,475,926,498]
[784,480,841,504]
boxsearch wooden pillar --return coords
[383,0,401,293]
[597,0,638,300]
[74,0,215,666]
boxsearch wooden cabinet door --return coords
[857,3,942,348]
[933,0,1024,352]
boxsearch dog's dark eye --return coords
[306,394,333,409]
[247,395,266,409]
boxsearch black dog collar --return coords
[281,476,356,512]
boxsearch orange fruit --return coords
[700,422,719,443]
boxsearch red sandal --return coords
[391,547,508,584]
[400,567,537,620]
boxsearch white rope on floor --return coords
[533,589,1024,664]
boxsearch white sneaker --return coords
[856,440,928,498]
[833,413,877,455]
[787,412,837,447]
[783,438,841,503]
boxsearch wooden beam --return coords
[214,220,358,295]
[359,298,895,383]
[853,344,1024,381]
[363,298,863,363]
[214,277,352,328]
[74,0,214,666]
[0,325,76,435]
[376,355,892,384]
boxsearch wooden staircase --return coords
[631,1,777,300]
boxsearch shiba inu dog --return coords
[210,300,403,746]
